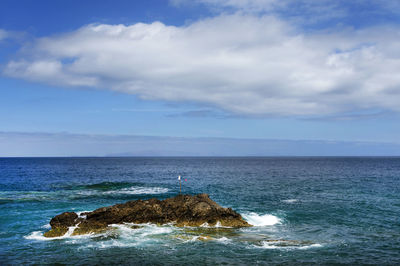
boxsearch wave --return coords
[215,237,232,244]
[25,223,174,244]
[0,191,58,203]
[25,222,237,248]
[27,221,324,251]
[68,182,134,191]
[241,212,281,226]
[25,231,58,241]
[282,199,298,203]
[82,223,174,249]
[26,212,281,243]
[255,240,323,250]
[103,186,169,195]
[41,224,51,229]
[24,224,86,241]
[70,186,169,199]
[67,182,170,197]
[2,183,169,202]
[66,181,169,195]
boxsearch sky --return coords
[1,0,400,156]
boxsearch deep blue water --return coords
[1,157,399,265]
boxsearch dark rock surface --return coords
[44,194,251,237]
[43,212,78,237]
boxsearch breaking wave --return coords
[241,212,281,226]
[254,240,323,250]
[282,199,298,203]
[24,224,85,241]
[103,186,169,195]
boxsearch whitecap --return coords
[41,224,51,229]
[24,231,51,241]
[70,186,169,199]
[215,237,231,243]
[111,223,174,237]
[255,241,323,250]
[182,236,200,243]
[241,212,281,226]
[103,186,169,195]
[298,243,323,249]
[282,199,298,203]
[82,223,174,249]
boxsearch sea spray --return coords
[241,212,281,226]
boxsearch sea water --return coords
[1,157,399,265]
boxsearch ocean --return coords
[1,157,399,265]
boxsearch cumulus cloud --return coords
[3,14,400,116]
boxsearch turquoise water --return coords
[1,157,399,265]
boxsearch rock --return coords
[50,212,78,228]
[44,194,251,237]
[43,212,78,237]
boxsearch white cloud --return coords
[1,131,400,156]
[0,29,8,41]
[171,0,400,14]
[171,0,280,12]
[170,0,400,26]
[4,14,400,116]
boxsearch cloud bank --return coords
[1,131,400,157]
[4,14,400,116]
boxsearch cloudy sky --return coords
[1,0,400,156]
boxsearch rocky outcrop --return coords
[43,212,78,237]
[44,194,251,237]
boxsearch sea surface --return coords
[0,157,399,265]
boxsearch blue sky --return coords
[1,0,400,156]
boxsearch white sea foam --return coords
[71,186,169,199]
[24,231,51,241]
[200,222,210,227]
[82,223,174,249]
[41,224,51,229]
[241,212,281,226]
[24,224,88,241]
[196,221,232,228]
[183,236,200,243]
[102,186,169,195]
[256,241,323,250]
[282,199,298,203]
[65,223,80,237]
[76,211,91,219]
[298,243,323,249]
[215,237,231,243]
